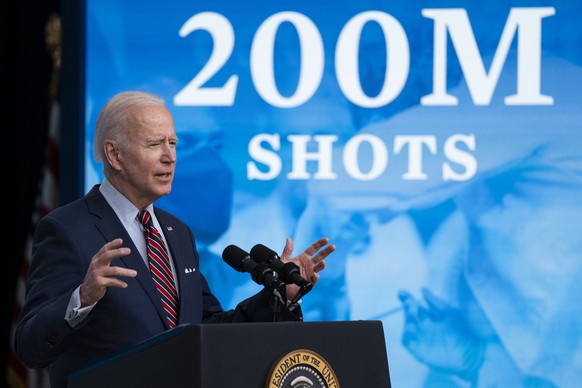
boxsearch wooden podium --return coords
[68,320,391,387]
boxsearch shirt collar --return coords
[99,178,154,227]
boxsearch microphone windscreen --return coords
[250,243,277,263]
[222,244,250,272]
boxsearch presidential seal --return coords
[265,349,339,388]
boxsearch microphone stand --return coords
[269,284,287,322]
[289,286,308,307]
[249,262,285,322]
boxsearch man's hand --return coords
[80,238,137,307]
[280,237,335,301]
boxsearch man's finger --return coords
[96,239,131,266]
[305,237,330,256]
[105,266,138,279]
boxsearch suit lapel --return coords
[86,186,170,328]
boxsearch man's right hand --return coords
[80,238,136,307]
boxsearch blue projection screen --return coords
[84,1,582,386]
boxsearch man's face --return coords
[115,105,178,208]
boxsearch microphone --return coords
[222,245,285,289]
[250,244,313,294]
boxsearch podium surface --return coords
[68,320,391,388]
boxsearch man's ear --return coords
[104,140,122,171]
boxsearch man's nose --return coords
[161,143,176,162]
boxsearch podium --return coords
[68,320,391,387]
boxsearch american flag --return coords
[7,12,61,388]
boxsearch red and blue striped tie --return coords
[138,210,179,328]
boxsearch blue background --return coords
[84,1,582,386]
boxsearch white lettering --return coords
[247,133,282,180]
[336,11,409,108]
[421,7,555,106]
[442,134,477,180]
[286,135,338,179]
[343,134,388,180]
[394,135,437,180]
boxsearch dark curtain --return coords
[2,0,59,385]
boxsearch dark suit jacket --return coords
[14,185,300,387]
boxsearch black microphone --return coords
[250,244,313,294]
[222,245,284,289]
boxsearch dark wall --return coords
[3,1,59,386]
